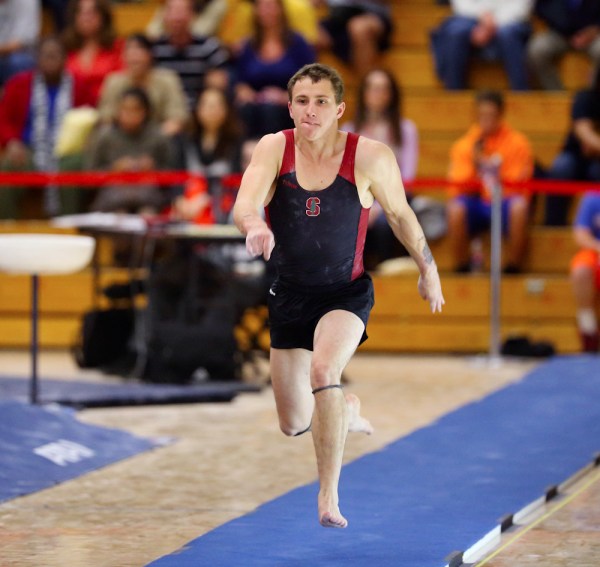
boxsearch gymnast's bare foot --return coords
[346,393,374,435]
[318,491,348,528]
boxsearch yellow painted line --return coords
[476,468,600,566]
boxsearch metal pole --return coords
[488,171,503,363]
[30,273,39,404]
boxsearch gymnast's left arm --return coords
[359,139,445,313]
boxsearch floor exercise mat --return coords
[0,377,261,408]
[148,355,600,567]
[0,400,163,503]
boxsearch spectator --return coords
[570,191,600,352]
[0,36,95,219]
[0,0,39,87]
[151,0,231,108]
[528,0,600,91]
[146,0,228,40]
[62,0,125,105]
[343,68,419,268]
[221,0,318,48]
[315,0,392,77]
[446,90,534,273]
[543,67,600,226]
[235,0,315,139]
[86,87,174,214]
[98,34,189,138]
[430,0,533,91]
[173,87,243,224]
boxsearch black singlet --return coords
[265,129,370,287]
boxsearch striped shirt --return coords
[151,35,230,107]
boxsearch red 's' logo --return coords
[306,197,321,217]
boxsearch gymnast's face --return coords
[289,78,345,140]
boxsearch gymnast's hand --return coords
[246,224,275,261]
[418,266,445,314]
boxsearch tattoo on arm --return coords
[423,242,433,265]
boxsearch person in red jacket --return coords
[0,36,95,219]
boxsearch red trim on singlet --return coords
[264,204,271,228]
[279,129,296,176]
[339,132,359,184]
[352,206,370,280]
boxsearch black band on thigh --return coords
[312,384,343,395]
[294,420,312,436]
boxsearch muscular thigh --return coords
[311,309,365,382]
[270,347,313,427]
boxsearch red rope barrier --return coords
[0,171,597,195]
[0,171,243,188]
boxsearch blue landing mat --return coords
[148,355,600,567]
[0,376,260,408]
[0,400,161,503]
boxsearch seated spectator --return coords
[86,87,174,215]
[430,0,533,91]
[151,0,231,109]
[220,0,318,48]
[173,86,243,224]
[0,0,39,87]
[528,0,600,91]
[0,36,95,219]
[235,0,315,139]
[315,0,392,77]
[543,67,600,226]
[343,68,419,268]
[446,90,534,273]
[570,191,600,352]
[98,34,189,138]
[146,0,228,40]
[62,0,125,105]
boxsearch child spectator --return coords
[570,191,600,352]
[86,87,173,214]
[446,90,534,273]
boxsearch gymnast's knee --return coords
[279,419,312,437]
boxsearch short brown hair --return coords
[287,63,345,104]
[475,89,505,113]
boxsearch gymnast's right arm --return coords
[233,134,283,261]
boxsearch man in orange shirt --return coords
[446,90,534,273]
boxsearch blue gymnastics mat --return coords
[0,400,162,503]
[0,376,260,408]
[148,355,600,567]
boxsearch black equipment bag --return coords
[73,307,135,369]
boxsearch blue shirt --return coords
[575,192,600,240]
[236,33,315,91]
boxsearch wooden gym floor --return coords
[0,350,599,566]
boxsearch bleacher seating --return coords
[5,0,594,354]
